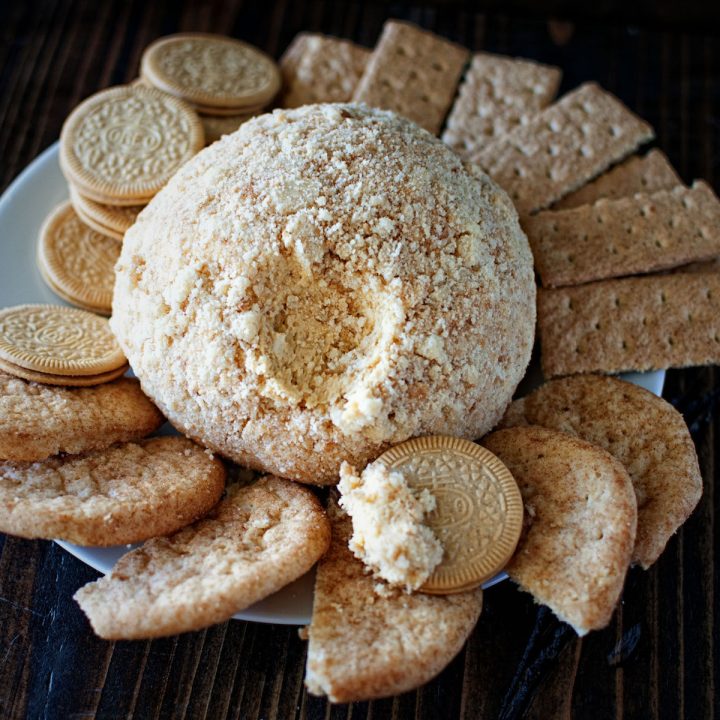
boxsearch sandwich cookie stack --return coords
[60,84,204,210]
[140,33,281,144]
[38,34,280,317]
[37,202,121,315]
[0,304,128,385]
[44,83,204,314]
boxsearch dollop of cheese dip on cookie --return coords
[338,460,443,592]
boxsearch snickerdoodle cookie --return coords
[0,372,163,461]
[499,374,702,569]
[111,104,536,484]
[482,426,637,636]
[75,475,330,638]
[0,436,225,545]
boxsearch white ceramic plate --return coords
[0,143,665,625]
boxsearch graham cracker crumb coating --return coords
[112,104,536,484]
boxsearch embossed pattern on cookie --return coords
[141,34,280,109]
[60,85,204,202]
[376,436,523,594]
[0,305,126,376]
[38,202,120,314]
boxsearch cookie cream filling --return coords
[338,460,443,592]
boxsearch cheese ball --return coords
[111,104,535,484]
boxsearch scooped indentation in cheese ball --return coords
[111,103,536,484]
[240,251,404,415]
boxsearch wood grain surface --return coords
[0,1,718,718]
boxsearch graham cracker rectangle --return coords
[442,52,561,160]
[554,149,681,210]
[352,20,469,135]
[471,82,655,217]
[526,181,720,287]
[538,273,720,377]
[279,32,311,79]
[280,33,371,108]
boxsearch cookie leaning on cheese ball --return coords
[0,372,163,462]
[74,475,330,638]
[0,436,225,545]
[482,426,637,636]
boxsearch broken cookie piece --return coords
[482,426,637,635]
[305,499,482,702]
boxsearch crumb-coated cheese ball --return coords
[111,104,535,484]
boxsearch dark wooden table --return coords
[0,2,718,718]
